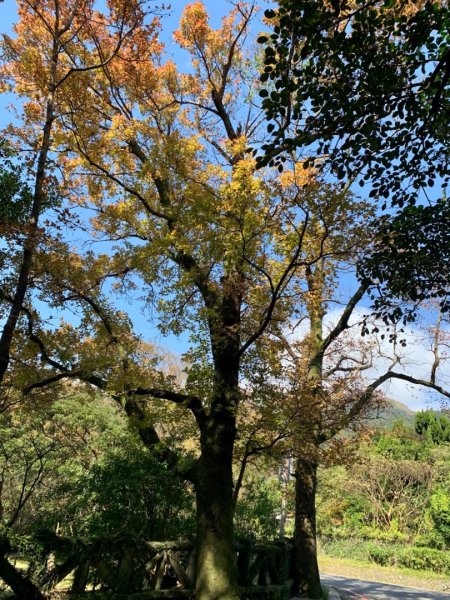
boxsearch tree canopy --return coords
[259,0,450,204]
[258,0,450,315]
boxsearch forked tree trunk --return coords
[292,458,322,599]
[195,411,240,600]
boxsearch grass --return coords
[318,552,450,593]
[321,584,330,599]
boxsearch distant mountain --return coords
[366,398,416,430]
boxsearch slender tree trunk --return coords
[0,64,56,384]
[279,456,292,539]
[290,264,325,598]
[292,458,322,599]
[195,411,239,600]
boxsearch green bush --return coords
[374,428,430,461]
[429,489,450,546]
[397,547,450,575]
[64,446,195,541]
[235,476,281,540]
[367,543,394,566]
[319,537,378,562]
[320,537,450,575]
[415,531,447,550]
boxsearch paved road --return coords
[322,574,450,600]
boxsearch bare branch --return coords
[130,387,206,427]
[321,283,368,354]
[240,215,310,356]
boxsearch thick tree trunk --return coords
[0,553,46,600]
[191,284,242,600]
[195,414,240,600]
[292,458,322,599]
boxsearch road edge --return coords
[328,586,343,599]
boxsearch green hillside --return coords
[368,398,416,430]
[367,398,448,430]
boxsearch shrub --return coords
[319,537,378,562]
[397,547,450,575]
[235,476,281,541]
[367,543,395,566]
[429,489,450,546]
[319,537,450,575]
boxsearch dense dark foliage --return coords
[258,0,450,317]
[358,199,450,322]
[259,0,450,207]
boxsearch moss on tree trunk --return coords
[292,459,322,599]
[195,412,240,600]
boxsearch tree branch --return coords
[320,368,450,443]
[130,387,206,427]
[239,215,310,356]
[320,283,368,354]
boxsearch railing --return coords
[15,537,293,598]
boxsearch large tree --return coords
[282,280,450,598]
[2,3,348,598]
[5,3,449,599]
[241,169,450,597]
[0,3,158,597]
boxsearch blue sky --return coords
[0,0,17,36]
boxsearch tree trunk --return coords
[191,284,242,600]
[71,558,90,593]
[39,553,80,590]
[0,553,46,600]
[0,91,55,385]
[292,458,322,599]
[116,545,135,592]
[195,413,240,600]
[279,456,292,539]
